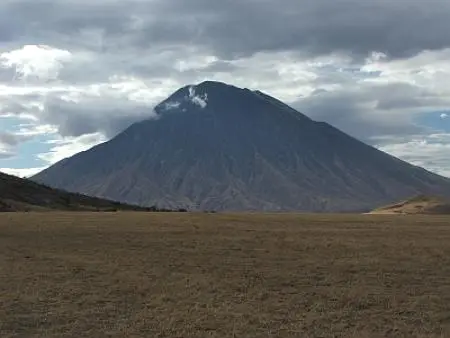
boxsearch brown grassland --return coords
[1,212,450,337]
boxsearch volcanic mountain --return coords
[32,81,450,212]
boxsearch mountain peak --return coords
[188,80,250,97]
[195,80,235,89]
[155,81,311,123]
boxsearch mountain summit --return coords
[33,81,450,211]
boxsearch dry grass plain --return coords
[1,212,450,337]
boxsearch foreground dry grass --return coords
[1,213,450,337]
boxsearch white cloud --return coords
[107,75,176,104]
[202,51,321,102]
[0,45,72,82]
[176,54,218,72]
[162,101,181,110]
[0,75,173,137]
[377,133,450,178]
[16,124,58,136]
[0,112,39,121]
[441,113,448,119]
[37,132,107,165]
[1,167,47,178]
[187,86,208,108]
[361,48,450,95]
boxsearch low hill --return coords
[370,195,450,215]
[0,171,152,212]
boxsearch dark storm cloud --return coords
[41,96,157,138]
[1,0,450,60]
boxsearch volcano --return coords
[32,81,450,211]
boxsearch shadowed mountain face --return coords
[33,81,450,212]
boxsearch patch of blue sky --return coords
[0,115,21,132]
[0,116,53,169]
[416,111,450,132]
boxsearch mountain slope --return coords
[32,81,450,212]
[0,171,149,211]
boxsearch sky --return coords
[1,0,450,178]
